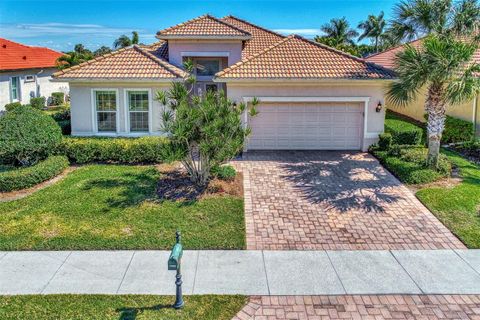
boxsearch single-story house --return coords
[53,15,395,151]
[0,38,69,110]
[366,39,480,135]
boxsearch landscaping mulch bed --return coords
[156,165,243,202]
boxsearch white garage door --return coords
[247,102,364,150]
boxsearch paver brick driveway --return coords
[234,151,465,250]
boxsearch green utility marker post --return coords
[168,231,184,309]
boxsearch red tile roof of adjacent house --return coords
[221,15,285,58]
[215,35,395,80]
[364,39,424,69]
[156,14,251,39]
[0,38,63,71]
[53,45,186,80]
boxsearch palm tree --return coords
[387,0,480,167]
[358,12,386,52]
[389,0,480,42]
[320,17,359,46]
[113,31,140,49]
[56,51,92,69]
[387,35,480,167]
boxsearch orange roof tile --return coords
[221,15,285,58]
[215,35,395,80]
[156,14,251,39]
[0,38,63,71]
[53,45,186,80]
[366,37,480,69]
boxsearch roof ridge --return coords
[133,45,186,77]
[215,36,292,78]
[290,34,396,75]
[156,14,250,37]
[0,37,63,54]
[53,46,132,77]
[221,15,285,39]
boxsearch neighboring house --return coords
[53,15,395,151]
[366,39,480,134]
[0,38,69,110]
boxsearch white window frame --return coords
[123,88,153,135]
[9,76,20,102]
[91,88,120,135]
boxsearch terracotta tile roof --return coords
[141,41,169,59]
[365,39,424,69]
[215,35,396,80]
[53,45,186,80]
[221,15,285,58]
[0,38,63,71]
[156,14,251,39]
[366,37,480,69]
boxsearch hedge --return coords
[0,155,69,192]
[442,116,474,144]
[30,97,46,109]
[59,136,169,164]
[372,147,451,184]
[4,102,22,112]
[51,92,65,106]
[384,118,423,145]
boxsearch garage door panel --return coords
[247,103,363,150]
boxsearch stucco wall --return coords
[0,68,69,110]
[386,87,476,123]
[167,40,243,67]
[226,82,388,151]
[69,82,170,136]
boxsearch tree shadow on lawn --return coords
[278,152,404,213]
[80,168,160,209]
[116,304,173,320]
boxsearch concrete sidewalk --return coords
[1,250,480,295]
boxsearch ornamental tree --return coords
[156,63,258,186]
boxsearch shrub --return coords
[385,111,424,145]
[373,146,451,184]
[378,133,392,151]
[211,165,236,181]
[0,106,62,166]
[59,136,168,164]
[4,102,22,112]
[30,97,46,109]
[51,92,65,106]
[442,116,474,143]
[56,120,71,135]
[0,155,69,192]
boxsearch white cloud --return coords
[273,28,322,37]
[0,22,138,38]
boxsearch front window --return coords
[10,77,19,101]
[127,90,149,132]
[195,59,220,76]
[95,90,117,132]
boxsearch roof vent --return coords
[23,56,27,60]
[2,44,6,48]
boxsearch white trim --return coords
[242,96,371,152]
[181,51,230,57]
[123,88,153,134]
[91,88,120,134]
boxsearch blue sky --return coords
[0,0,398,52]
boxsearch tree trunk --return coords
[425,85,446,168]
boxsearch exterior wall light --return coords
[376,101,383,113]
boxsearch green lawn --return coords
[416,150,480,248]
[0,165,245,250]
[0,295,247,320]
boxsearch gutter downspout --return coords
[35,69,44,98]
[474,94,479,138]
